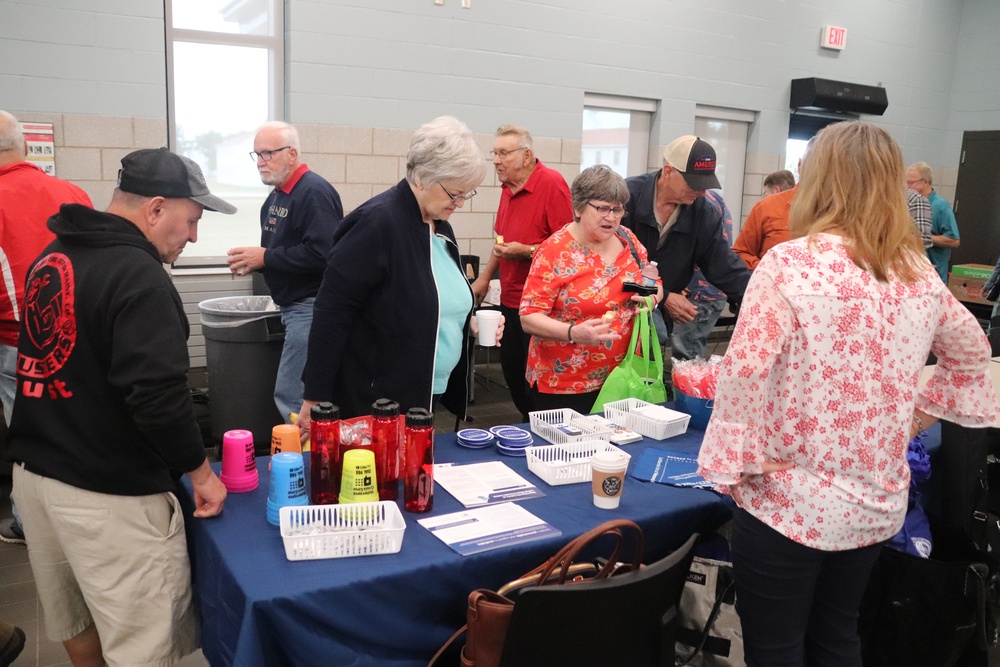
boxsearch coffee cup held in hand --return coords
[475,309,501,347]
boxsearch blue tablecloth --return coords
[178,422,732,667]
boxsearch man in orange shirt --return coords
[732,173,796,271]
[763,169,795,197]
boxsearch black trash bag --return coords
[859,520,999,667]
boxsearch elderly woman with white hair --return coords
[298,116,493,423]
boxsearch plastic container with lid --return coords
[403,408,435,513]
[309,403,341,505]
[372,398,402,501]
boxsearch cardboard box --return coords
[950,264,995,281]
[948,264,994,305]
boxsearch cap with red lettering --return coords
[663,135,721,191]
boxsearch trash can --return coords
[199,296,285,455]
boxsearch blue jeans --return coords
[732,508,882,667]
[669,299,726,360]
[1,343,22,529]
[1,343,15,428]
[274,298,315,423]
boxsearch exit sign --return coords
[821,25,847,50]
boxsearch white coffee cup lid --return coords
[592,449,626,465]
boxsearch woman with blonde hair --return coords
[697,121,998,667]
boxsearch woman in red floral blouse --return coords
[697,122,999,667]
[519,165,662,415]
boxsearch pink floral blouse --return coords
[697,234,998,551]
[520,225,650,394]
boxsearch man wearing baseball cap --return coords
[6,147,232,666]
[623,135,749,341]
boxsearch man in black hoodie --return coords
[6,148,235,667]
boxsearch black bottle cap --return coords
[405,407,434,428]
[372,398,400,418]
[311,402,339,422]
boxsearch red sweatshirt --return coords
[0,161,92,346]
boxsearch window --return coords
[165,0,283,265]
[582,94,656,178]
[695,105,756,227]
[786,112,856,181]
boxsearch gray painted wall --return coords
[286,0,990,167]
[0,0,166,117]
[947,0,1000,160]
[1,0,998,169]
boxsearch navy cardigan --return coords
[303,180,471,419]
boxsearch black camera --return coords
[622,281,657,296]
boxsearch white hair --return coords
[255,121,301,151]
[406,116,486,191]
[0,110,25,153]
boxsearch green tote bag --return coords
[591,298,667,413]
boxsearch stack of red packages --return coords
[670,355,723,400]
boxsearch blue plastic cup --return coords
[267,452,308,526]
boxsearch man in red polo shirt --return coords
[471,125,572,421]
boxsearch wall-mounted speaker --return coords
[790,78,888,116]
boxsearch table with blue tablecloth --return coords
[177,420,733,667]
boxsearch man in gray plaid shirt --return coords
[906,187,932,251]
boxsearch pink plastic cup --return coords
[220,429,259,493]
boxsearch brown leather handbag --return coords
[428,519,645,667]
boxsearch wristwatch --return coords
[527,245,536,259]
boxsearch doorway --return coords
[950,130,1000,269]
[695,106,754,232]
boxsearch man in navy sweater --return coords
[623,136,749,341]
[228,122,343,422]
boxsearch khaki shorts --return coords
[12,465,200,667]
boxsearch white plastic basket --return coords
[603,399,690,440]
[279,501,406,561]
[525,440,631,486]
[528,408,613,444]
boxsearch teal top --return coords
[926,190,960,282]
[430,234,472,394]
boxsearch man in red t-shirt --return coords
[471,125,572,421]
[0,110,92,544]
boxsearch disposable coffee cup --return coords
[339,448,379,504]
[476,309,501,347]
[591,449,629,509]
[220,429,259,493]
[267,452,308,526]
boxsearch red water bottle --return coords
[372,398,401,501]
[309,402,341,504]
[403,408,435,513]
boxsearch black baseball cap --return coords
[663,135,722,191]
[118,147,237,214]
